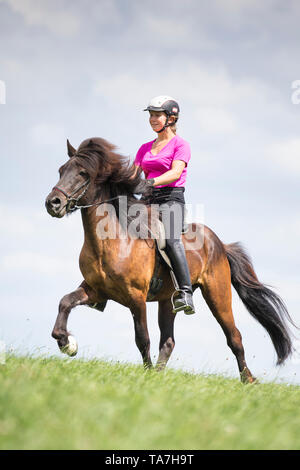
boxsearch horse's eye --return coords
[79,170,88,177]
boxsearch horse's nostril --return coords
[52,197,61,206]
[46,196,61,211]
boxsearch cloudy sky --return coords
[0,0,300,384]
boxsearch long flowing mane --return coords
[72,137,153,234]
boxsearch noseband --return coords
[52,172,147,215]
[52,178,91,212]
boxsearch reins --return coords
[69,194,127,212]
[53,178,136,213]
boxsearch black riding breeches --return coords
[143,186,186,249]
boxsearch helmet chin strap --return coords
[157,115,177,133]
[157,115,169,133]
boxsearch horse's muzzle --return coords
[45,192,66,218]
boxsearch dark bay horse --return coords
[45,137,296,383]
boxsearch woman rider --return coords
[133,95,195,315]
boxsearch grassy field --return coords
[0,354,299,450]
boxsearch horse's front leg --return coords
[52,281,92,356]
[130,295,152,369]
[156,298,176,371]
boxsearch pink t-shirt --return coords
[134,135,191,188]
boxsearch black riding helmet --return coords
[144,95,180,133]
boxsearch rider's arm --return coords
[151,160,185,186]
[131,160,185,186]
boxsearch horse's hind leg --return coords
[156,298,176,371]
[200,259,256,384]
[52,281,93,356]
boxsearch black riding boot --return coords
[165,239,196,315]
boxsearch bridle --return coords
[52,178,128,213]
[52,178,91,213]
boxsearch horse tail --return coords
[224,241,296,365]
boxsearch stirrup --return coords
[171,290,195,315]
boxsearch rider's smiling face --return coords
[149,110,176,133]
[149,110,167,132]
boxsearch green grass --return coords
[0,354,299,450]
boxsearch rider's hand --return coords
[134,178,155,198]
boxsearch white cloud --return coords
[214,0,276,28]
[1,251,78,276]
[195,106,237,133]
[266,138,300,174]
[142,15,216,49]
[0,0,123,35]
[0,205,35,236]
[0,0,80,36]
[0,204,84,276]
[93,61,274,140]
[145,16,189,38]
[216,0,269,13]
[0,204,80,240]
[94,61,270,112]
[29,123,66,147]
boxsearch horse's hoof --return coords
[60,335,78,357]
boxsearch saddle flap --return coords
[157,219,166,250]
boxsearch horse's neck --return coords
[80,193,155,260]
[80,207,97,250]
[80,204,131,255]
[80,202,153,263]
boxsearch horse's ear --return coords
[67,139,76,157]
